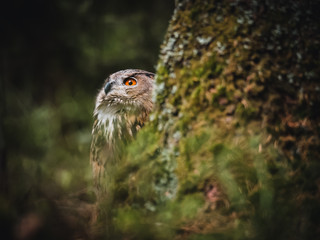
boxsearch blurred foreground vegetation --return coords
[1,0,173,239]
[97,0,320,239]
[1,0,320,240]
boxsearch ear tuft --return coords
[145,73,155,79]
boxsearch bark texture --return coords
[99,1,320,239]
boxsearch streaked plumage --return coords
[90,69,154,188]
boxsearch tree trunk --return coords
[99,0,320,239]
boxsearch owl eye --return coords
[124,77,137,86]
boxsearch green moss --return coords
[235,102,259,121]
[98,0,320,239]
[180,193,205,219]
[190,86,202,105]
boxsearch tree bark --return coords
[100,0,320,239]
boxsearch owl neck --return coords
[95,107,148,144]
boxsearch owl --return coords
[90,69,155,189]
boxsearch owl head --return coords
[94,69,155,117]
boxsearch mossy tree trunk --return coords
[101,0,320,239]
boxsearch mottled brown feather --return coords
[90,69,154,191]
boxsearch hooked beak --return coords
[104,81,114,95]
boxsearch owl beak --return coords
[104,81,113,95]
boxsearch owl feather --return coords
[90,69,154,189]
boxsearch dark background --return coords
[0,0,174,237]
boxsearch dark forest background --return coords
[1,1,320,240]
[0,1,174,239]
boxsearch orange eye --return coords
[124,77,137,86]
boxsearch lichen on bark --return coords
[100,0,320,239]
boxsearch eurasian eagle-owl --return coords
[90,69,155,188]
